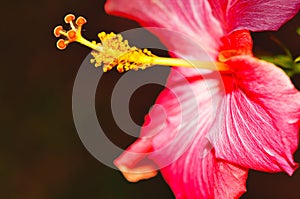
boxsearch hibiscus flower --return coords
[103,0,300,198]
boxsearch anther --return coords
[54,14,230,72]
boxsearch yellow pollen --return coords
[54,14,229,72]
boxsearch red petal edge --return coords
[208,0,300,32]
[211,55,300,175]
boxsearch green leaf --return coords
[294,63,300,73]
[286,71,294,77]
[297,27,300,36]
[294,56,300,63]
[260,55,294,69]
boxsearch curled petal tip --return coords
[117,165,158,183]
[64,14,75,24]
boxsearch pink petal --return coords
[105,0,224,57]
[211,55,300,175]
[160,150,248,199]
[105,0,300,196]
[105,0,299,58]
[114,68,248,198]
[208,0,300,32]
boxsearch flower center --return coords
[218,30,253,62]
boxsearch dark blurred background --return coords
[1,0,300,198]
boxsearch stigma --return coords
[54,14,229,73]
[54,14,101,51]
